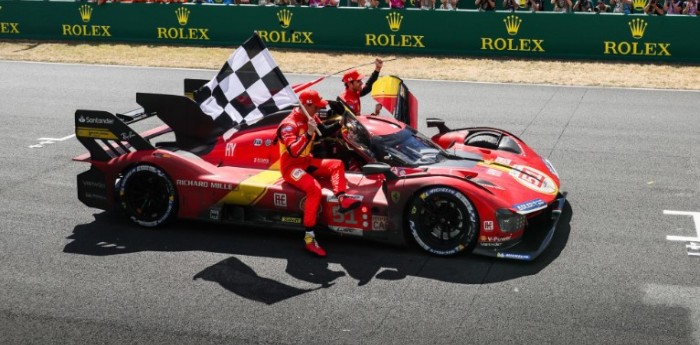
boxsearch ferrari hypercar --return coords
[74,76,566,261]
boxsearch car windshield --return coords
[370,127,446,167]
[341,109,447,167]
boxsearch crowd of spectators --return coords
[88,0,698,14]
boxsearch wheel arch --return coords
[118,162,179,228]
[401,184,481,256]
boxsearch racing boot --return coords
[337,193,361,214]
[304,231,327,257]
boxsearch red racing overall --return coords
[277,108,347,229]
[339,69,380,115]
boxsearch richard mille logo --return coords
[365,11,425,48]
[256,10,314,45]
[0,5,20,35]
[61,5,111,37]
[156,7,210,40]
[481,16,544,52]
[604,19,670,56]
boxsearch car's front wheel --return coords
[118,164,178,228]
[407,187,479,256]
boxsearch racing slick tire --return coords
[407,187,479,256]
[118,164,178,228]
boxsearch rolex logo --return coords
[628,18,647,39]
[503,15,522,36]
[386,12,403,32]
[632,0,646,10]
[79,4,93,23]
[277,9,292,29]
[175,8,190,26]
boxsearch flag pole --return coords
[292,57,398,93]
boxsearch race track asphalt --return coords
[0,60,699,345]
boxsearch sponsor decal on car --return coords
[483,221,494,232]
[76,127,117,140]
[77,115,115,125]
[391,191,401,203]
[495,156,512,165]
[120,131,136,141]
[327,194,364,203]
[84,192,107,201]
[510,165,558,195]
[329,226,363,236]
[273,193,287,207]
[82,180,106,189]
[486,169,503,177]
[225,143,236,157]
[281,217,301,224]
[176,180,233,190]
[209,208,221,220]
[497,252,532,261]
[513,198,547,213]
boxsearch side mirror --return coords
[361,162,398,180]
[426,117,450,134]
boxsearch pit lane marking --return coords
[28,134,75,148]
[664,210,700,257]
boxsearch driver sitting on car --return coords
[277,89,362,257]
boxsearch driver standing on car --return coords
[277,89,361,257]
[339,58,383,115]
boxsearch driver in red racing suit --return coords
[277,89,361,257]
[339,58,383,115]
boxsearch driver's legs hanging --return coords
[281,158,361,256]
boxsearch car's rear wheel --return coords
[119,164,177,228]
[407,187,479,256]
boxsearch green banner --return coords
[0,1,696,62]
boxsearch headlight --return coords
[496,209,526,233]
[543,158,559,178]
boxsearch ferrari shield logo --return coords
[391,191,400,203]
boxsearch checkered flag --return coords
[196,33,296,137]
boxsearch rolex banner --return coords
[0,1,696,63]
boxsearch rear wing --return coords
[75,110,154,162]
[76,79,212,162]
[184,78,209,101]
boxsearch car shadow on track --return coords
[63,201,573,304]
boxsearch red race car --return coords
[74,75,565,261]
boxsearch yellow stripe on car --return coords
[219,170,282,205]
